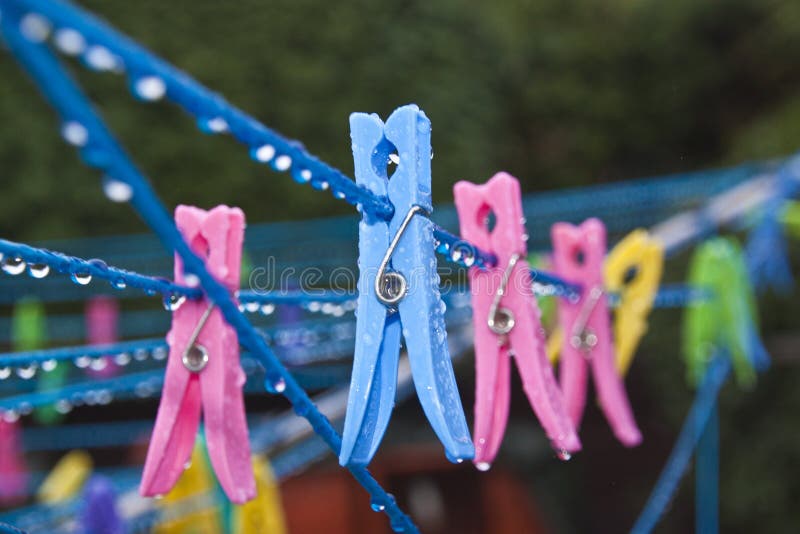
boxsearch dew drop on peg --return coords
[475,462,492,472]
[556,449,572,461]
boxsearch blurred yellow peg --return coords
[231,456,287,534]
[37,450,93,504]
[604,229,664,375]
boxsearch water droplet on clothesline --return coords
[111,278,127,289]
[244,301,259,313]
[133,76,166,101]
[198,116,228,134]
[0,368,10,380]
[274,155,292,171]
[41,359,58,372]
[3,410,20,423]
[89,357,108,371]
[74,356,91,368]
[16,364,37,380]
[151,346,168,361]
[293,168,312,184]
[370,499,386,512]
[55,399,73,414]
[84,45,120,71]
[250,144,275,163]
[133,348,149,362]
[114,352,131,366]
[260,303,275,315]
[312,180,329,191]
[71,271,92,285]
[2,256,26,275]
[163,293,186,311]
[265,375,286,394]
[19,13,51,42]
[102,177,133,203]
[28,263,50,278]
[183,274,200,288]
[53,28,86,56]
[61,121,89,147]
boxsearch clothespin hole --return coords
[623,265,639,285]
[573,248,586,266]
[370,139,398,179]
[476,204,497,233]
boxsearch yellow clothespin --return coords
[604,229,664,375]
[154,439,223,534]
[231,455,287,534]
[37,450,93,504]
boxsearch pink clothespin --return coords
[0,417,28,505]
[551,218,642,446]
[86,296,119,378]
[454,173,581,468]
[140,205,255,503]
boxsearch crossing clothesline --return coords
[0,0,795,532]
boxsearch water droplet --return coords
[74,356,92,368]
[152,346,168,361]
[274,154,292,171]
[244,301,260,313]
[28,263,50,278]
[445,451,463,464]
[71,271,92,285]
[163,293,186,311]
[260,303,275,315]
[133,76,166,101]
[20,13,51,42]
[475,462,492,472]
[184,460,192,470]
[2,410,20,423]
[265,376,286,394]
[54,28,86,55]
[251,144,275,162]
[133,348,149,361]
[41,359,58,372]
[85,45,120,71]
[312,180,329,191]
[388,153,400,165]
[97,389,113,405]
[90,357,108,371]
[198,116,228,133]
[111,277,127,289]
[18,402,33,416]
[333,190,346,199]
[61,121,89,146]
[0,367,10,380]
[154,494,164,500]
[102,176,133,202]
[55,399,73,414]
[370,499,385,512]
[183,274,200,287]
[2,256,26,275]
[556,449,572,461]
[114,352,131,366]
[16,364,37,380]
[293,168,312,183]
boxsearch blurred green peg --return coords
[781,201,800,239]
[682,237,762,388]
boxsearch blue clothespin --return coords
[79,475,123,534]
[340,104,474,466]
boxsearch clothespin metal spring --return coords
[181,303,214,373]
[487,253,521,337]
[374,205,429,307]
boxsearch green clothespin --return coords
[682,237,766,387]
[529,253,557,327]
[11,299,63,424]
[781,201,800,239]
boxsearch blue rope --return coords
[696,403,719,534]
[0,238,199,300]
[0,338,166,366]
[0,25,415,522]
[629,354,731,534]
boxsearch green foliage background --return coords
[2,0,800,532]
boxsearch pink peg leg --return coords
[0,418,28,505]
[86,296,119,378]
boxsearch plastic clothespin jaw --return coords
[604,229,664,375]
[141,205,255,504]
[551,219,642,447]
[340,104,473,467]
[454,173,580,468]
[80,475,123,534]
[682,237,768,388]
